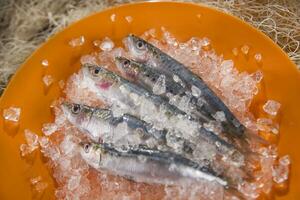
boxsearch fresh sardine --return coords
[62,102,166,145]
[62,102,201,155]
[115,56,213,123]
[79,142,228,186]
[125,34,246,138]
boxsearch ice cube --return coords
[110,14,116,22]
[187,37,201,51]
[219,60,233,76]
[257,118,279,134]
[38,136,50,148]
[69,35,85,47]
[241,45,250,55]
[30,176,42,185]
[191,85,202,97]
[20,144,35,157]
[68,175,81,191]
[69,36,85,47]
[238,182,259,199]
[202,38,210,47]
[35,182,48,193]
[172,75,184,86]
[24,129,39,148]
[42,75,54,87]
[80,55,98,65]
[41,59,49,67]
[58,80,65,89]
[161,27,178,47]
[232,48,238,56]
[251,70,263,83]
[165,132,185,153]
[141,28,156,39]
[60,135,76,155]
[99,37,114,51]
[42,123,57,136]
[263,100,281,116]
[272,162,290,184]
[279,155,291,166]
[3,107,21,122]
[178,95,191,112]
[152,75,166,95]
[254,53,262,62]
[125,16,133,23]
[93,40,102,47]
[213,111,226,122]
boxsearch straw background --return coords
[0,0,299,94]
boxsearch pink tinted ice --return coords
[272,155,291,184]
[3,106,21,122]
[125,16,133,23]
[263,100,281,116]
[20,129,39,156]
[25,129,39,147]
[58,80,65,89]
[42,123,57,136]
[69,36,85,47]
[30,176,42,185]
[42,75,54,87]
[41,59,49,67]
[80,54,98,65]
[241,44,250,55]
[38,136,50,148]
[257,118,279,134]
[99,37,114,51]
[30,176,48,193]
[254,53,262,62]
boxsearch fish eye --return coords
[136,40,145,50]
[71,104,81,114]
[122,59,130,68]
[83,143,91,153]
[92,67,101,76]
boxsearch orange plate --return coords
[0,2,299,200]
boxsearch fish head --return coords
[79,142,102,168]
[61,102,93,127]
[125,34,150,59]
[115,56,141,79]
[82,64,119,90]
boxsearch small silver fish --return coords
[81,63,188,118]
[115,56,186,96]
[62,102,112,142]
[62,102,199,155]
[79,142,228,186]
[125,34,247,139]
[62,102,167,144]
[115,56,212,123]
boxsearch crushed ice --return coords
[20,129,39,156]
[99,37,114,51]
[3,106,21,122]
[263,100,281,116]
[42,75,54,87]
[69,36,85,47]
[22,28,290,199]
[41,59,49,67]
